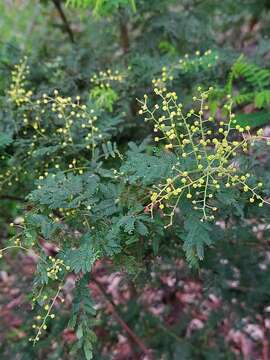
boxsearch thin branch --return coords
[92,278,154,359]
[118,8,130,54]
[51,0,75,43]
[119,20,130,54]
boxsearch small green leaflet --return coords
[62,242,100,273]
[0,133,12,148]
[117,214,149,235]
[234,111,270,128]
[65,244,99,273]
[29,173,99,209]
[69,275,97,360]
[182,217,213,267]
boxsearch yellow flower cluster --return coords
[2,59,104,191]
[152,50,218,91]
[8,56,33,106]
[46,256,70,280]
[0,237,28,259]
[28,256,71,343]
[139,86,270,227]
[39,90,99,150]
[90,68,124,88]
[0,232,68,345]
[179,49,218,71]
[30,285,63,344]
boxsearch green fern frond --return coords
[66,0,92,8]
[229,55,270,90]
[255,90,270,108]
[234,92,254,105]
[66,0,136,15]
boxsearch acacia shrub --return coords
[1,1,270,359]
